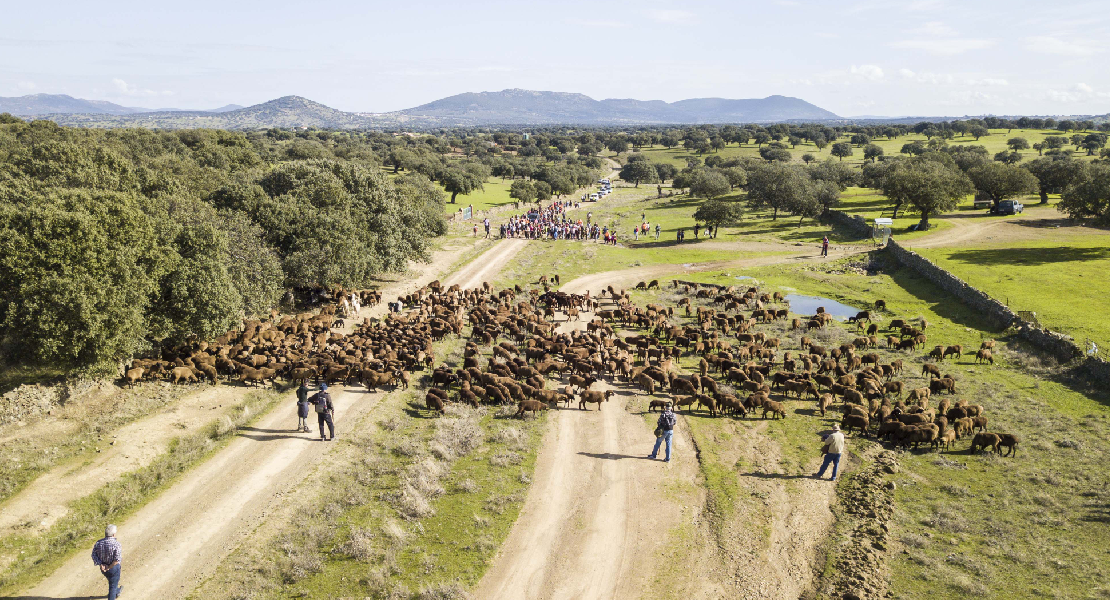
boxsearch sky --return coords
[2,0,1108,117]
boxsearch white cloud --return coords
[940,90,1000,106]
[913,21,956,37]
[645,9,695,24]
[17,81,36,91]
[1043,83,1110,103]
[1025,35,1103,57]
[905,0,944,11]
[850,64,884,81]
[112,78,173,97]
[970,78,1009,86]
[890,38,993,55]
[899,68,954,84]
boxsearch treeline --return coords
[0,117,446,372]
[619,141,1109,230]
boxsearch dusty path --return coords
[443,238,527,290]
[15,238,511,599]
[901,209,1064,249]
[478,277,709,600]
[0,385,243,535]
[23,382,382,600]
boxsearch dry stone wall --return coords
[884,238,1110,386]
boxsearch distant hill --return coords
[0,94,147,116]
[12,89,840,129]
[398,89,840,124]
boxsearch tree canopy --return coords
[880,158,973,228]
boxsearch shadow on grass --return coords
[939,246,1110,266]
[403,399,439,419]
[741,471,817,480]
[237,426,318,442]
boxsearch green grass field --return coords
[915,233,1110,346]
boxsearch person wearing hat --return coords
[648,402,677,462]
[816,423,846,480]
[310,383,335,441]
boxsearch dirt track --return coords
[17,238,506,600]
[477,274,711,600]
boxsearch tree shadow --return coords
[939,246,1110,267]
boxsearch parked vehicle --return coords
[989,200,1024,215]
[588,193,599,201]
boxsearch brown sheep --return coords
[425,392,446,415]
[971,416,988,432]
[579,389,613,410]
[971,432,1001,454]
[929,377,956,395]
[670,378,698,396]
[921,363,942,379]
[171,366,198,385]
[123,367,145,389]
[818,393,834,417]
[516,400,549,419]
[840,414,869,436]
[996,433,1020,457]
[980,339,995,351]
[934,427,957,451]
[894,423,939,450]
[636,373,656,395]
[648,399,670,412]
[762,400,787,420]
[975,349,994,364]
[906,387,930,404]
[954,417,974,439]
[943,345,963,360]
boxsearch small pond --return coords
[784,294,860,321]
[733,275,754,281]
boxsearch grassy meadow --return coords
[915,233,1110,347]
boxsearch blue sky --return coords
[2,0,1108,116]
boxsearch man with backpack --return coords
[648,402,677,462]
[296,382,311,433]
[311,383,335,441]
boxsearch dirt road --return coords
[0,385,244,536]
[477,276,710,600]
[443,238,527,290]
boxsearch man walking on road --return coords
[92,524,123,599]
[648,403,677,462]
[311,383,335,441]
[296,382,311,432]
[816,424,846,480]
[821,236,829,257]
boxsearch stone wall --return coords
[885,239,1110,385]
[822,210,872,239]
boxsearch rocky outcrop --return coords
[820,450,899,600]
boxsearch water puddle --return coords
[784,294,861,320]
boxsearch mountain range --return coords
[0,94,243,116]
[1,89,840,129]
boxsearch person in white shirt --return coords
[816,424,846,481]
